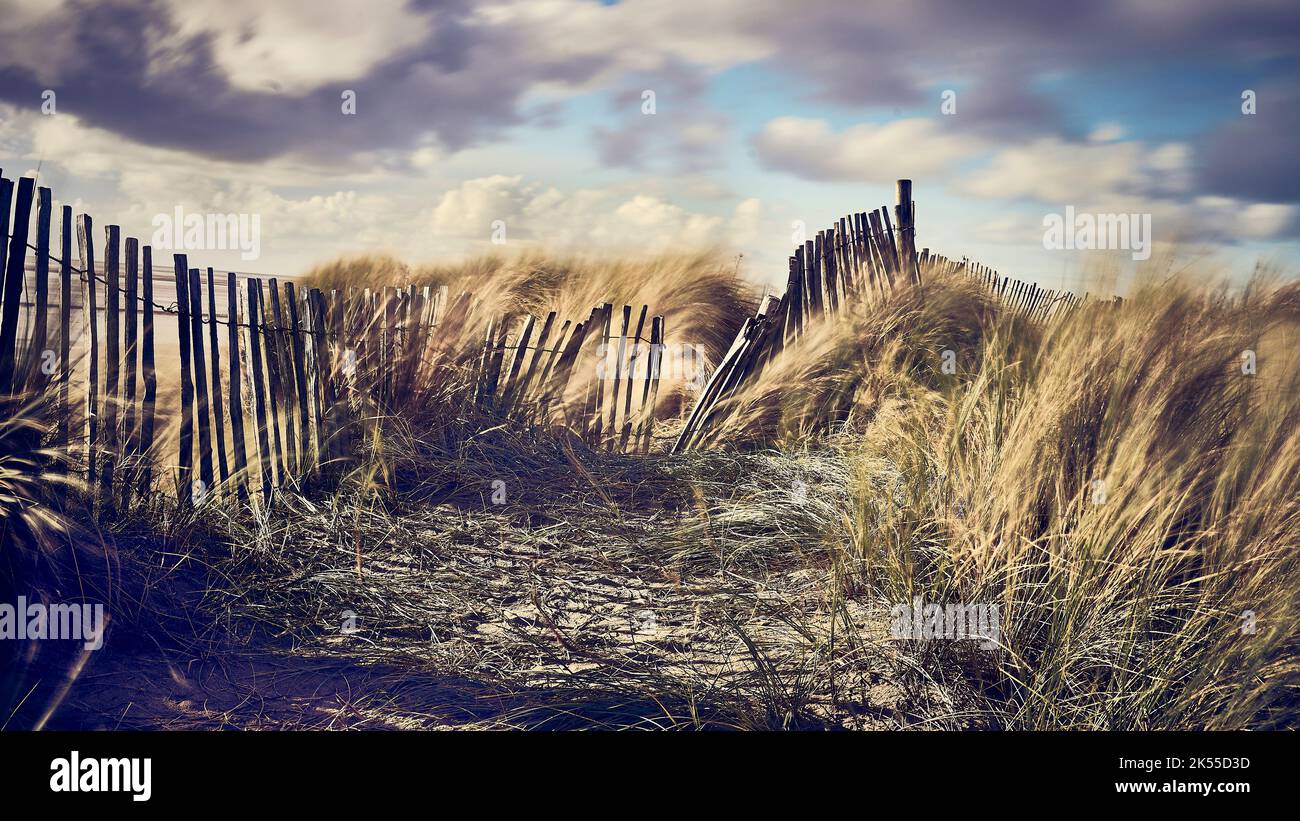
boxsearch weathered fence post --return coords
[172,254,195,506]
[620,305,649,452]
[101,225,120,510]
[227,272,249,504]
[606,305,631,449]
[23,186,52,391]
[138,246,157,496]
[641,316,664,453]
[895,179,919,285]
[56,206,73,457]
[79,215,100,488]
[0,177,34,395]
[308,288,339,472]
[498,313,536,413]
[122,238,139,478]
[0,177,10,341]
[266,279,296,478]
[247,280,274,503]
[259,278,286,484]
[188,268,215,498]
[283,281,312,477]
[206,268,230,487]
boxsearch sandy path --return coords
[56,453,910,730]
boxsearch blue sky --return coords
[1,0,1297,292]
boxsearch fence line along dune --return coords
[3,167,1296,731]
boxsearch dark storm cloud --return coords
[1196,85,1300,204]
[932,69,1068,139]
[754,0,1300,139]
[4,0,1300,171]
[592,124,646,168]
[0,0,612,163]
[589,60,724,173]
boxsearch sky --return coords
[1,0,1297,293]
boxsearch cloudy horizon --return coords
[2,0,1298,291]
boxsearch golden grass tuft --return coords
[837,262,1300,728]
[300,248,757,369]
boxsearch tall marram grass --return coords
[307,250,1298,728]
[301,249,756,431]
[696,265,1012,448]
[0,391,92,730]
[301,248,757,372]
[814,263,1299,729]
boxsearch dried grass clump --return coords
[301,248,757,369]
[0,393,93,729]
[299,253,422,294]
[698,266,1019,449]
[843,261,1300,728]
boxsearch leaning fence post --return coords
[641,316,665,453]
[498,313,536,413]
[587,304,612,444]
[514,311,556,413]
[620,305,649,452]
[606,305,631,448]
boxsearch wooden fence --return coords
[474,303,667,453]
[672,179,1104,452]
[2,168,1107,483]
[0,170,667,513]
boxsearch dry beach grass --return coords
[3,248,1297,730]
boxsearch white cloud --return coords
[11,109,419,271]
[752,117,985,183]
[0,0,74,84]
[1087,123,1125,143]
[476,0,775,89]
[1233,202,1296,239]
[957,137,1193,203]
[427,175,744,253]
[728,198,764,248]
[158,0,434,93]
[430,175,533,240]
